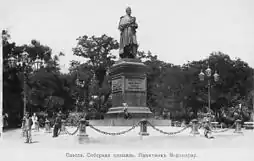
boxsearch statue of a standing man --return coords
[118,7,138,59]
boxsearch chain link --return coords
[147,121,191,135]
[88,123,139,136]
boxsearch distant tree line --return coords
[2,30,254,125]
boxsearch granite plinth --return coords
[106,58,152,118]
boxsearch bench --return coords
[243,122,254,129]
[211,122,222,129]
[171,121,181,127]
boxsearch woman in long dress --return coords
[31,113,38,131]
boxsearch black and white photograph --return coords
[1,0,254,161]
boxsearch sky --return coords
[1,0,254,73]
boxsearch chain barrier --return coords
[147,121,191,135]
[210,123,236,133]
[66,121,80,127]
[88,123,139,136]
[64,124,80,135]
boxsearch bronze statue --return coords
[118,7,138,59]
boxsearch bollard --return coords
[21,118,26,137]
[190,119,200,135]
[60,120,66,134]
[234,119,243,134]
[45,120,51,133]
[139,119,149,136]
[78,118,89,144]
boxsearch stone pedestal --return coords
[190,119,200,135]
[234,119,243,134]
[139,119,149,136]
[77,119,89,144]
[44,120,51,133]
[106,58,152,118]
[60,120,66,135]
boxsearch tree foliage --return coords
[2,30,253,123]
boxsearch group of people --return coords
[22,112,63,143]
[22,113,39,143]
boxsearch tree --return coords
[183,52,254,119]
[3,30,254,123]
[2,30,24,118]
[72,34,119,112]
[2,32,71,115]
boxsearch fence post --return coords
[45,120,51,133]
[59,120,66,135]
[21,118,26,136]
[190,119,200,135]
[139,119,149,136]
[234,119,243,134]
[78,118,89,144]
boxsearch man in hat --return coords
[53,113,62,137]
[23,112,33,143]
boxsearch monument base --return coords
[107,58,153,119]
[105,106,152,119]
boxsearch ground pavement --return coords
[0,126,254,161]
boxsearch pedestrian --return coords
[3,113,8,130]
[122,103,131,119]
[203,119,214,139]
[123,107,131,119]
[53,114,62,137]
[32,113,39,131]
[23,112,33,143]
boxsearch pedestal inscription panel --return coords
[112,78,123,93]
[125,78,146,91]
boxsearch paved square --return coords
[1,126,254,161]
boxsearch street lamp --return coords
[75,71,85,112]
[7,53,44,117]
[32,55,44,72]
[199,65,219,116]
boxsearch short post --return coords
[139,119,149,136]
[190,119,200,135]
[78,118,89,144]
[21,118,26,136]
[60,120,66,134]
[234,119,243,134]
[45,120,51,133]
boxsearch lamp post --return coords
[0,33,3,140]
[198,64,219,117]
[75,71,85,112]
[7,53,44,117]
